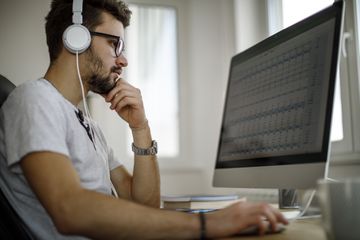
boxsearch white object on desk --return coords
[317,178,360,240]
[282,210,301,220]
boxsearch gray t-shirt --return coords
[0,78,123,239]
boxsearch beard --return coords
[85,49,118,95]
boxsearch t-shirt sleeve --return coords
[108,147,122,170]
[3,85,69,168]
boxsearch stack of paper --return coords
[162,194,246,211]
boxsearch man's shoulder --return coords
[11,78,52,99]
[5,79,63,109]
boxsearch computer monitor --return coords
[213,1,344,190]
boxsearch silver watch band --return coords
[132,140,158,155]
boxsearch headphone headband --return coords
[72,0,83,24]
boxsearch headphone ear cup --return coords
[63,24,91,53]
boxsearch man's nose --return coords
[116,53,128,67]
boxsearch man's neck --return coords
[44,56,87,106]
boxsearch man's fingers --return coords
[105,78,132,102]
[115,97,139,113]
[109,90,137,109]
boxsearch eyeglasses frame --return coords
[89,31,124,57]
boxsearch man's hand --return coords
[103,78,147,129]
[206,202,289,238]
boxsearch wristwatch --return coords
[132,140,158,155]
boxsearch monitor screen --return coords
[213,1,344,189]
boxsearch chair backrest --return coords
[0,74,34,239]
[0,75,16,107]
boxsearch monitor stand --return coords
[279,189,321,219]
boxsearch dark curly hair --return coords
[45,0,131,63]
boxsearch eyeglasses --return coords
[89,31,125,57]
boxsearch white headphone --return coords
[62,0,91,53]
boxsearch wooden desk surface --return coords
[220,218,326,240]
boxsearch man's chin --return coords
[88,75,116,95]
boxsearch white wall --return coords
[234,0,269,52]
[0,0,50,84]
[173,0,236,194]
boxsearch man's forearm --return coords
[59,189,198,239]
[130,122,161,207]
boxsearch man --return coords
[0,0,288,239]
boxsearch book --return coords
[162,194,246,210]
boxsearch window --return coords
[282,0,334,28]
[125,4,179,157]
[267,0,360,162]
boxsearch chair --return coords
[0,75,16,107]
[0,74,34,239]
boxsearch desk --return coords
[220,218,326,240]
